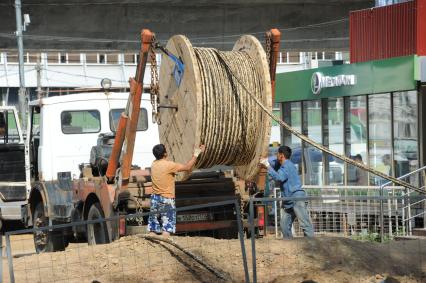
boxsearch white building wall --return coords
[0,51,347,145]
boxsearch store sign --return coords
[311,72,356,95]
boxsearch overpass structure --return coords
[0,0,373,51]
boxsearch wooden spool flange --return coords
[158,35,272,181]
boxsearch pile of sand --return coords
[5,235,425,282]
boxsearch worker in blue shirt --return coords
[260,145,314,238]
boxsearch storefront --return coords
[275,55,426,186]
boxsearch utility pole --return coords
[36,53,42,100]
[14,0,29,129]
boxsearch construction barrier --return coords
[247,194,426,283]
[1,200,249,283]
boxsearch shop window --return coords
[325,98,344,185]
[393,91,418,183]
[345,96,368,186]
[368,93,392,185]
[302,100,323,185]
[61,110,101,134]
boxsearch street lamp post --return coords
[14,0,30,129]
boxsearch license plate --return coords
[177,212,212,223]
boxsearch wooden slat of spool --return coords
[158,35,202,181]
[158,34,271,181]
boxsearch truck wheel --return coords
[33,202,66,253]
[87,203,110,245]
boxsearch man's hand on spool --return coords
[194,145,206,158]
[259,158,270,168]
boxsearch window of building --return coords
[86,54,98,64]
[368,93,392,185]
[345,96,368,186]
[24,53,38,63]
[7,52,19,63]
[107,54,118,64]
[61,110,101,134]
[324,51,336,60]
[124,53,137,64]
[47,52,58,63]
[98,54,106,64]
[393,91,418,183]
[59,53,67,64]
[287,52,300,63]
[109,108,148,132]
[302,100,323,185]
[67,53,80,64]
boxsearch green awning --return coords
[275,55,418,103]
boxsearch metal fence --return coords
[1,195,425,283]
[1,200,249,283]
[248,195,426,283]
[267,186,417,239]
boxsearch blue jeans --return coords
[148,194,176,233]
[280,201,314,238]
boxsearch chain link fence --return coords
[248,195,426,283]
[1,200,249,283]
[1,195,425,282]
[268,186,418,239]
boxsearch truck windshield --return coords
[109,108,148,132]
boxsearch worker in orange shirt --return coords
[148,143,206,237]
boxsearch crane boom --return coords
[106,29,155,185]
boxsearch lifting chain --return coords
[150,36,161,125]
[265,32,272,66]
[135,186,144,226]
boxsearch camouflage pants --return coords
[148,194,176,233]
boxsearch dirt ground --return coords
[2,234,425,283]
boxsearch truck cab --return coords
[24,92,159,252]
[0,106,28,228]
[28,92,158,183]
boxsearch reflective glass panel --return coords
[109,108,148,132]
[368,93,392,185]
[393,91,418,184]
[326,98,344,185]
[345,96,368,186]
[302,100,322,185]
[282,102,302,175]
[61,110,101,134]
